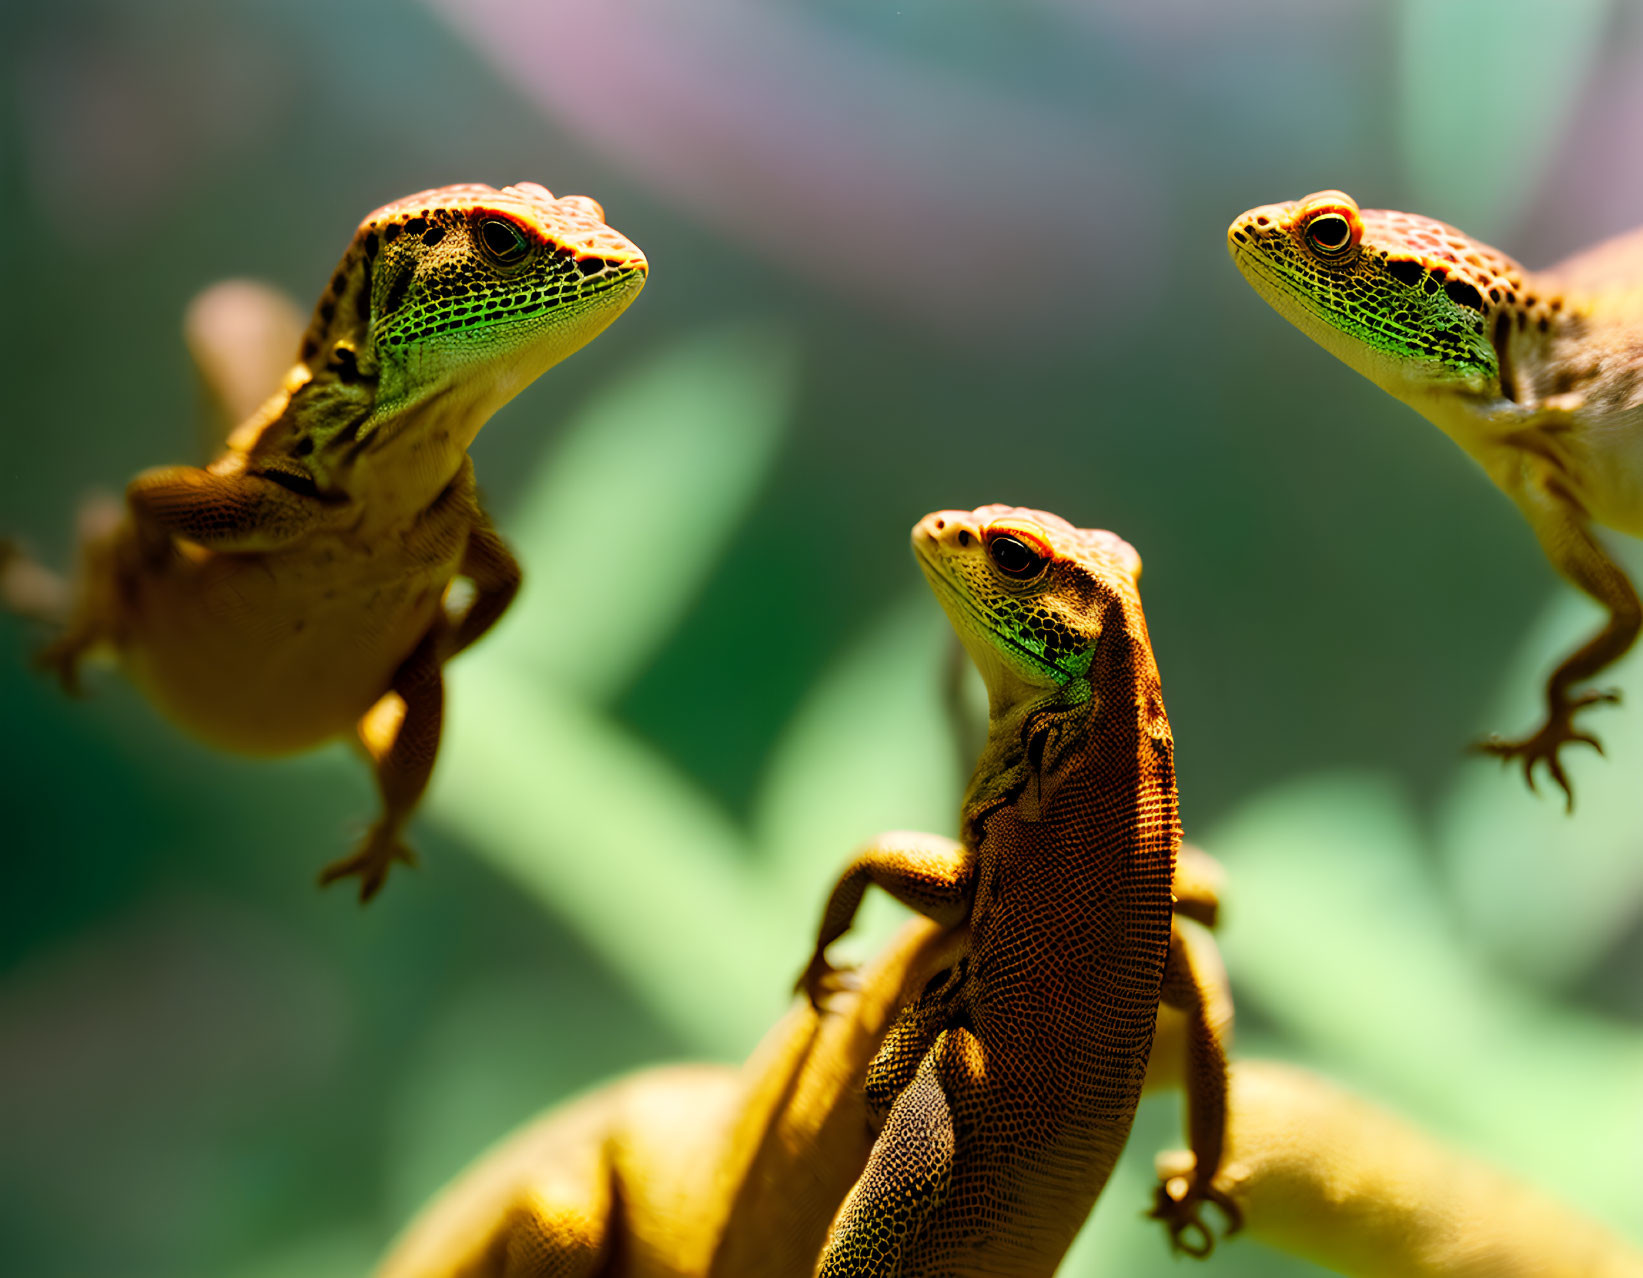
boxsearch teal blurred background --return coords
[4,1,1642,1274]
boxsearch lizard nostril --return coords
[933,519,945,531]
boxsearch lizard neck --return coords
[1398,280,1635,459]
[228,359,494,530]
[961,613,1178,1145]
[962,618,1179,884]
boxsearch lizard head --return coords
[914,505,1161,818]
[1227,190,1534,402]
[260,182,647,487]
[912,504,1144,717]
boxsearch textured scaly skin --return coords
[370,510,1237,1276]
[2,182,647,897]
[374,918,963,1278]
[798,505,1236,1274]
[1229,190,1643,807]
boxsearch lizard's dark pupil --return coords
[989,535,1043,578]
[1306,215,1351,254]
[479,218,528,264]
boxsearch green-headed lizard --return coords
[1,182,647,897]
[1229,190,1643,807]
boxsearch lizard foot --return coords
[319,825,417,903]
[34,643,79,696]
[794,952,861,1013]
[1148,1169,1242,1259]
[32,627,96,697]
[1470,688,1620,812]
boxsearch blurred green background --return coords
[3,1,1642,1274]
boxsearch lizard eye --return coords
[1302,212,1356,259]
[987,534,1049,580]
[477,216,530,266]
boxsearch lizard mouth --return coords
[915,545,1070,683]
[1230,245,1353,332]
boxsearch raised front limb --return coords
[22,496,131,693]
[1473,451,1641,809]
[1148,914,1241,1258]
[862,989,959,1128]
[796,832,974,1010]
[321,630,443,902]
[127,464,322,555]
[815,1026,983,1277]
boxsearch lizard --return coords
[369,507,1237,1276]
[794,504,1237,1273]
[0,182,647,898]
[1227,189,1643,808]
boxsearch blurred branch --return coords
[379,954,1643,1276]
[1160,1058,1643,1278]
[1211,771,1643,1228]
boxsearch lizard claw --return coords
[795,952,859,1013]
[1147,1169,1242,1259]
[318,825,417,903]
[1469,687,1619,813]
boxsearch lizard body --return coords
[798,505,1235,1273]
[2,182,647,897]
[372,508,1236,1275]
[1228,191,1643,805]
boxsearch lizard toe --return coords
[1148,1169,1240,1260]
[1469,688,1621,812]
[319,827,417,903]
[795,953,860,1013]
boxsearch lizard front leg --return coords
[862,974,966,1128]
[320,512,515,902]
[796,832,974,1010]
[6,496,123,693]
[23,487,169,693]
[1473,450,1642,809]
[29,463,322,689]
[816,1026,984,1277]
[444,516,522,659]
[322,630,443,902]
[126,464,323,555]
[1148,914,1241,1258]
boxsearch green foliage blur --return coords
[2,1,1641,1275]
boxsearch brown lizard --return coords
[375,873,1230,1277]
[796,504,1236,1272]
[372,505,1237,1275]
[1,182,647,898]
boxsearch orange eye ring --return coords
[1297,199,1362,263]
[985,528,1051,580]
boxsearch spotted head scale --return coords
[247,181,648,487]
[912,504,1146,718]
[1226,189,1567,407]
